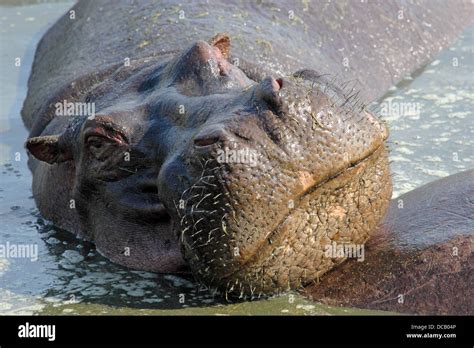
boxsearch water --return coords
[0,2,472,315]
[374,31,474,198]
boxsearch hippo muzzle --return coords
[166,72,391,296]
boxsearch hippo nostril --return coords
[256,76,285,115]
[194,137,221,147]
[257,76,283,101]
[275,78,283,89]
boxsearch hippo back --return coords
[22,0,473,132]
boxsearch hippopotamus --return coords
[21,0,473,314]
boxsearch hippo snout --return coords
[172,72,392,296]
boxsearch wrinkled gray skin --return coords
[22,0,473,306]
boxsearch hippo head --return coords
[26,34,392,297]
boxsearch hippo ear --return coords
[25,135,72,164]
[209,33,230,59]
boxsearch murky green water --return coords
[0,2,472,315]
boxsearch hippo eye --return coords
[87,136,104,148]
[86,135,118,160]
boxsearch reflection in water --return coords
[0,3,472,315]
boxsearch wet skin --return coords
[21,1,473,312]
